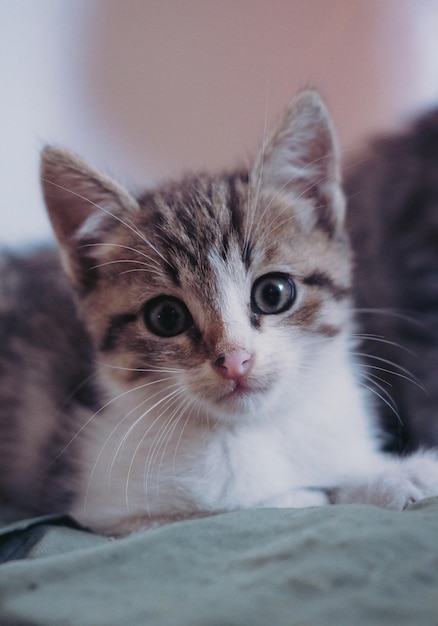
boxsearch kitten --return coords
[1,89,438,536]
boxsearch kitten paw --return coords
[332,451,438,510]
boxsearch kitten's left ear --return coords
[253,89,345,236]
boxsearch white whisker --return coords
[128,389,186,511]
[42,179,169,265]
[354,352,423,388]
[353,307,424,328]
[353,333,414,355]
[358,378,402,423]
[82,379,180,511]
[142,393,188,498]
[107,384,182,488]
[80,242,161,269]
[97,362,183,375]
[52,375,174,465]
[243,90,270,257]
[172,399,202,474]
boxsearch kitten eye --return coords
[251,274,296,315]
[143,296,192,337]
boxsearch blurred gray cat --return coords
[1,89,438,536]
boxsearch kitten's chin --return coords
[185,367,282,423]
[201,382,275,422]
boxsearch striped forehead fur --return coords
[137,171,250,281]
[133,172,349,275]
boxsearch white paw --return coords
[333,451,438,510]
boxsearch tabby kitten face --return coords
[41,90,352,423]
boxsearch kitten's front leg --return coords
[330,451,438,510]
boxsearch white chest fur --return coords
[72,339,380,531]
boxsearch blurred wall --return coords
[2,0,438,244]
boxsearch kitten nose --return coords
[213,350,254,381]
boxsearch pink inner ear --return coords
[254,91,338,186]
[212,350,254,381]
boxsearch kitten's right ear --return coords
[41,147,139,287]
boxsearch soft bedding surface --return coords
[1,500,438,626]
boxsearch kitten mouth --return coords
[225,381,251,397]
[197,375,275,413]
[221,378,267,401]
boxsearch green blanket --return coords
[1,500,437,625]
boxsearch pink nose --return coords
[212,350,254,381]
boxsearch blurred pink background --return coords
[2,0,438,244]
